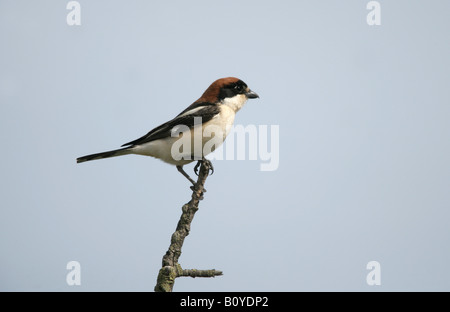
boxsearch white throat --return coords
[222,94,248,113]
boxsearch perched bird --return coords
[77,77,259,185]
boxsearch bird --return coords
[76,77,259,186]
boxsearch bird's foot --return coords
[194,160,201,176]
[194,157,214,176]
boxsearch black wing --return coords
[121,103,220,147]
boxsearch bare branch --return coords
[179,269,223,278]
[154,160,222,292]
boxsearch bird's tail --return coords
[77,147,132,163]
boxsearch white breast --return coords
[201,104,236,141]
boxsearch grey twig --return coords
[154,160,222,292]
[180,269,223,278]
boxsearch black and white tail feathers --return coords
[76,147,131,163]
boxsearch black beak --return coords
[246,90,259,99]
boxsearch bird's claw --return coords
[203,158,214,175]
[194,160,201,176]
[190,158,214,200]
[194,158,214,176]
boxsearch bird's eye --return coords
[234,84,241,90]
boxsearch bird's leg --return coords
[177,165,196,186]
[177,165,206,199]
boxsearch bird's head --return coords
[197,77,259,112]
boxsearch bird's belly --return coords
[131,107,236,165]
[131,137,193,166]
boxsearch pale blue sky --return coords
[1,0,449,291]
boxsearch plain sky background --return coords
[1,0,449,291]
